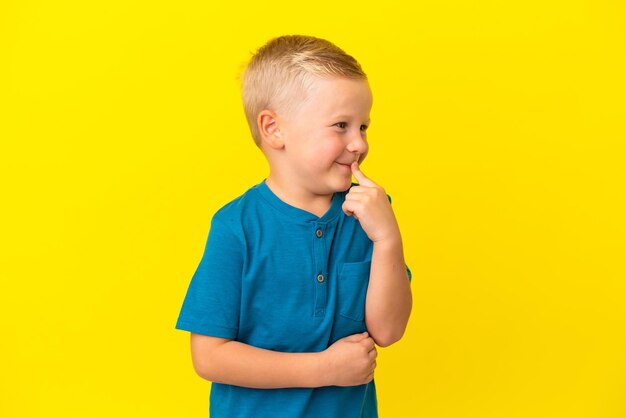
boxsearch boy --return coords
[176,35,412,418]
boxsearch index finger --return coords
[351,162,376,187]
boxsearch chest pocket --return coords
[338,261,371,321]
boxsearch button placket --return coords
[313,223,328,317]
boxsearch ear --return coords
[258,110,284,150]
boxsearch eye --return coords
[360,124,369,132]
[335,122,347,129]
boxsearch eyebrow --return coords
[332,115,371,124]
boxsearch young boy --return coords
[176,35,412,418]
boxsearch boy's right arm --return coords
[190,332,377,389]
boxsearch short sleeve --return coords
[175,213,243,339]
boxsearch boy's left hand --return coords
[342,162,401,244]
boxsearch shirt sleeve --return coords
[175,212,243,339]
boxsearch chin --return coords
[331,177,353,193]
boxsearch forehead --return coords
[313,76,371,107]
[295,76,372,119]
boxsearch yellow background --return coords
[1,1,625,417]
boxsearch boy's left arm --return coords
[342,162,413,347]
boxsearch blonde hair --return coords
[241,35,367,146]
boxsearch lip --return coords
[335,162,352,169]
[336,161,355,167]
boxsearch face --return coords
[276,76,373,196]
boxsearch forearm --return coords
[365,233,412,347]
[192,336,326,389]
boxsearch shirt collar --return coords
[255,179,346,224]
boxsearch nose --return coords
[346,130,368,157]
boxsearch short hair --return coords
[241,35,367,146]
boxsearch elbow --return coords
[367,318,408,347]
[192,356,215,381]
[193,356,229,383]
[190,334,231,383]
[370,328,406,348]
[367,309,412,347]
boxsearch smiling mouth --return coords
[336,160,355,166]
[336,162,352,169]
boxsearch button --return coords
[316,274,325,283]
[315,228,323,238]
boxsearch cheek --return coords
[321,142,346,164]
[310,138,341,157]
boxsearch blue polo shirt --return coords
[176,180,411,418]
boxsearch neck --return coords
[265,174,333,218]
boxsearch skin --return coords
[260,76,372,217]
[190,76,412,389]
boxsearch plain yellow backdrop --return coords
[1,0,625,417]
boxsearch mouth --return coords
[335,162,352,170]
[336,159,356,167]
